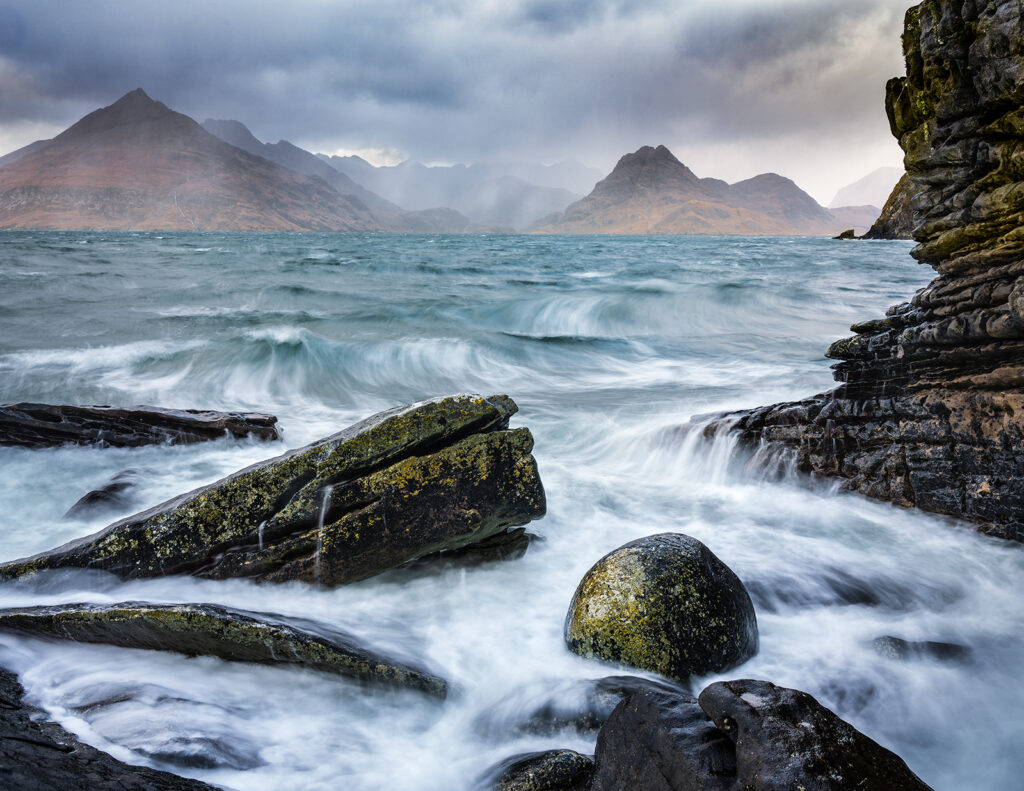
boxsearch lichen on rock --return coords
[0,601,448,696]
[0,393,547,584]
[564,533,758,684]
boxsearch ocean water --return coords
[0,231,1021,790]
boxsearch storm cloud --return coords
[0,0,912,202]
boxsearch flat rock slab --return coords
[0,394,546,586]
[0,665,217,791]
[0,602,447,697]
[0,402,279,447]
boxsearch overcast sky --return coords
[0,0,912,204]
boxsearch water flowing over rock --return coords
[0,394,546,584]
[0,666,217,791]
[0,402,279,447]
[0,602,448,696]
[703,0,1024,541]
[588,680,933,791]
[564,533,758,683]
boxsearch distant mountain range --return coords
[536,145,878,235]
[319,155,600,230]
[0,90,386,232]
[830,166,903,209]
[0,90,886,235]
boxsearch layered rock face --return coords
[709,0,1024,541]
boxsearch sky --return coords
[0,0,913,205]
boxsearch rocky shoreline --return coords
[0,393,936,789]
[703,0,1024,542]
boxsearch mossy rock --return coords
[564,533,758,683]
[0,602,447,697]
[0,394,546,586]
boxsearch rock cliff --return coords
[705,0,1024,541]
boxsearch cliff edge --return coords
[705,0,1024,541]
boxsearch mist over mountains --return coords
[0,90,888,235]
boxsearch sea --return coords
[0,231,1021,790]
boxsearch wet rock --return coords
[697,679,933,790]
[833,228,857,240]
[589,684,736,790]
[64,468,143,518]
[480,749,594,791]
[0,665,216,790]
[588,680,932,791]
[388,528,538,580]
[0,394,546,586]
[872,635,972,663]
[0,402,279,447]
[699,1,1024,542]
[475,674,687,739]
[0,601,448,697]
[564,533,758,684]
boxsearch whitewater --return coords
[0,231,1021,790]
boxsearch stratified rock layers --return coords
[708,1,1024,541]
[0,394,546,584]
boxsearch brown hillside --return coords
[0,89,380,231]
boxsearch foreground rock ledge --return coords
[590,679,932,790]
[0,666,216,791]
[701,1,1024,541]
[0,394,546,585]
[0,402,280,447]
[0,602,447,697]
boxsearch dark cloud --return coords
[0,0,911,200]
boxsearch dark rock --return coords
[872,635,972,663]
[589,685,736,791]
[0,394,546,586]
[480,749,594,791]
[0,402,279,447]
[697,679,932,790]
[0,601,447,697]
[475,674,687,739]
[0,665,217,790]
[698,1,1024,542]
[833,228,857,240]
[564,533,758,684]
[388,528,538,580]
[862,172,915,239]
[588,680,932,791]
[64,468,143,518]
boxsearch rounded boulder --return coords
[564,533,758,683]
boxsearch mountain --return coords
[536,145,854,235]
[829,166,903,209]
[321,155,585,230]
[201,119,479,232]
[0,90,380,231]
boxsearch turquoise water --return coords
[0,232,1020,789]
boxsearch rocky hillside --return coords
[537,145,865,235]
[862,172,916,239]
[705,0,1024,541]
[0,90,380,232]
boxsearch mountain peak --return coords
[59,88,178,140]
